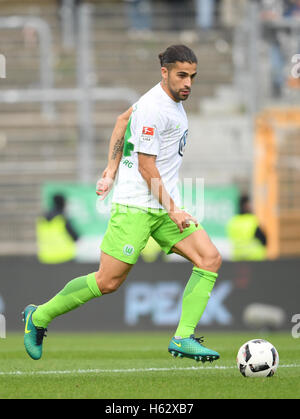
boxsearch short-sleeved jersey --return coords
[112,83,188,209]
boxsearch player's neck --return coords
[160,81,180,103]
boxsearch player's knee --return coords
[196,249,222,273]
[96,272,124,295]
[100,281,120,294]
[214,252,222,272]
[98,280,118,295]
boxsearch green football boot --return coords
[22,304,47,360]
[168,334,220,363]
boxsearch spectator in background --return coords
[227,195,267,261]
[284,0,300,17]
[195,0,215,29]
[284,0,300,87]
[261,0,286,97]
[261,0,300,97]
[36,194,79,264]
[219,0,247,28]
[124,0,152,36]
[166,0,192,31]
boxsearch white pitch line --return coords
[0,364,299,377]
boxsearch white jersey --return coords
[112,83,188,209]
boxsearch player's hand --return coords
[96,168,115,200]
[168,208,198,233]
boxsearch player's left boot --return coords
[168,334,220,363]
[22,304,47,361]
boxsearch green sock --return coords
[32,272,102,328]
[175,267,218,338]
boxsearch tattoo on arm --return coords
[111,137,124,160]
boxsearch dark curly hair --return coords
[159,45,198,69]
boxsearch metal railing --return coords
[0,4,138,184]
[0,15,55,117]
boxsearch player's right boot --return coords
[22,304,47,361]
[168,334,220,363]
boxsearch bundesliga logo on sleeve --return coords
[141,126,155,142]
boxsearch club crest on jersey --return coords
[178,129,188,156]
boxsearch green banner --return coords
[201,186,239,238]
[42,182,239,261]
[42,182,239,238]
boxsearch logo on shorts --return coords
[123,244,135,256]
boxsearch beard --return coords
[168,84,191,102]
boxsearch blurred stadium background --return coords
[0,0,299,334]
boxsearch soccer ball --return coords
[237,339,279,378]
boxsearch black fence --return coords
[0,257,299,332]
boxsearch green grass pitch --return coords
[0,332,299,399]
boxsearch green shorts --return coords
[100,204,203,264]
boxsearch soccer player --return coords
[23,45,222,362]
